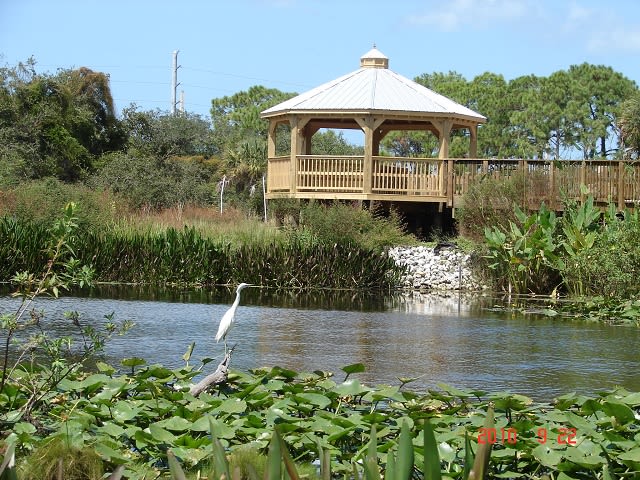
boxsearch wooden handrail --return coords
[265,156,640,209]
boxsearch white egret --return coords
[215,282,251,353]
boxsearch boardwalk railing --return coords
[266,155,640,209]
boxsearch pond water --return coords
[1,285,638,402]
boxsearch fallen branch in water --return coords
[189,346,234,396]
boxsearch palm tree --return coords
[619,93,640,160]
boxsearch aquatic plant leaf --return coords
[160,416,192,432]
[463,431,473,480]
[532,445,563,468]
[112,401,140,422]
[97,423,126,438]
[94,441,130,463]
[384,450,396,480]
[121,357,146,367]
[267,428,282,480]
[149,423,177,444]
[619,391,640,405]
[396,420,414,480]
[601,400,636,424]
[295,392,332,409]
[167,450,187,480]
[437,383,473,399]
[423,420,442,480]
[216,398,248,414]
[206,417,236,439]
[170,446,209,467]
[275,427,301,480]
[333,379,371,397]
[563,448,603,469]
[342,363,366,380]
[208,418,231,479]
[468,405,494,480]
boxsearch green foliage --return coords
[3,356,639,479]
[0,203,131,421]
[558,195,602,296]
[91,152,216,210]
[0,179,121,231]
[0,217,404,290]
[484,204,562,294]
[210,86,295,145]
[481,190,640,299]
[0,61,125,182]
[295,201,415,252]
[456,171,531,240]
[121,107,218,159]
[409,64,638,160]
[563,209,640,298]
[619,91,640,159]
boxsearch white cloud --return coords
[408,0,640,55]
[405,0,534,32]
[563,1,640,54]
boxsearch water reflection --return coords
[1,287,638,402]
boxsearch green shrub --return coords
[564,210,640,298]
[91,152,216,210]
[0,179,121,231]
[296,201,415,251]
[484,204,563,294]
[457,171,535,240]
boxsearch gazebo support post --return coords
[469,124,478,158]
[289,116,310,194]
[356,116,385,195]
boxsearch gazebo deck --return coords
[267,155,640,210]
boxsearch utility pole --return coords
[171,50,180,115]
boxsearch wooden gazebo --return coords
[260,47,486,205]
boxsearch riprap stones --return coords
[388,243,489,291]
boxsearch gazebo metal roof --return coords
[261,47,486,124]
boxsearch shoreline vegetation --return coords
[2,57,640,477]
[1,201,639,478]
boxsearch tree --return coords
[210,85,295,149]
[383,72,471,158]
[209,86,295,195]
[311,130,363,156]
[121,106,217,159]
[468,72,514,157]
[92,152,215,210]
[0,61,125,181]
[618,92,640,159]
[510,72,578,159]
[567,63,637,159]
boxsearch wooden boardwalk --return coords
[267,156,640,210]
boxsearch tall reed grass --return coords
[0,217,404,290]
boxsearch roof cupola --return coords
[360,44,388,69]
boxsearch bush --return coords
[296,201,415,251]
[565,211,640,298]
[457,171,535,240]
[0,178,122,231]
[91,152,216,210]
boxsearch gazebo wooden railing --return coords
[267,155,640,210]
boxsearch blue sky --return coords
[2,0,640,120]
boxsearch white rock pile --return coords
[388,244,489,291]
